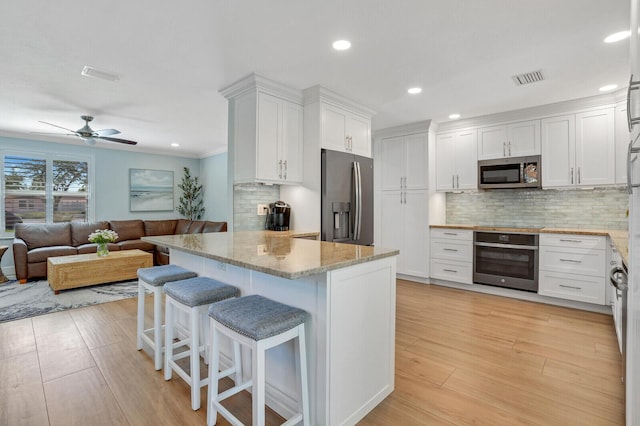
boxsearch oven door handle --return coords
[474,242,538,250]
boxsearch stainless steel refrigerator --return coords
[321,149,373,245]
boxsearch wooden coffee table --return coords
[47,249,153,294]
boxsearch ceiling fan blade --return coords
[94,128,120,136]
[30,131,77,136]
[38,121,78,133]
[97,136,138,145]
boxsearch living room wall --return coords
[0,136,229,277]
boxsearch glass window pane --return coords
[52,159,88,223]
[4,156,47,228]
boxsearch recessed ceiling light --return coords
[80,66,120,82]
[449,113,461,119]
[599,84,618,92]
[604,31,630,43]
[171,143,180,147]
[332,40,351,51]
[407,87,422,94]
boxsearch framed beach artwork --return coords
[129,169,174,212]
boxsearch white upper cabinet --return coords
[221,74,304,185]
[477,120,540,160]
[616,102,630,185]
[541,108,615,188]
[575,108,615,186]
[321,103,372,157]
[436,129,477,192]
[380,133,428,190]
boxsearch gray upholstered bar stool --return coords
[137,264,198,370]
[207,294,310,426]
[164,277,240,411]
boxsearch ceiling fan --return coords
[34,115,138,146]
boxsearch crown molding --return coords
[436,91,624,133]
[219,73,303,104]
[372,120,432,140]
[303,85,376,117]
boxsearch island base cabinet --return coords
[170,248,396,425]
[538,271,606,304]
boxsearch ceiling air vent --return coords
[512,70,545,86]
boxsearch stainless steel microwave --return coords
[478,155,541,189]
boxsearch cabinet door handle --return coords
[283,160,287,180]
[456,174,459,188]
[400,177,403,189]
[508,141,512,156]
[570,167,574,184]
[443,269,458,273]
[559,239,582,243]
[503,142,506,157]
[559,284,582,290]
[577,167,581,184]
[443,232,458,236]
[443,248,459,252]
[452,175,455,189]
[559,258,582,263]
[278,160,283,179]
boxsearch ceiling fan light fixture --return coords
[83,137,97,146]
[81,66,120,82]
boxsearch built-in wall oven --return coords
[473,231,539,292]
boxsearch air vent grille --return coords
[512,70,545,86]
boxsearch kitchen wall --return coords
[233,183,279,231]
[446,187,628,230]
[200,152,228,221]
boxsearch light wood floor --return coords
[0,279,624,425]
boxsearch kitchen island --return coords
[142,231,398,425]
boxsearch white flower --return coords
[88,229,119,244]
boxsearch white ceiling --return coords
[0,0,630,158]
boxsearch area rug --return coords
[0,279,139,323]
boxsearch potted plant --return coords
[177,167,205,220]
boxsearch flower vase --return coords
[97,242,109,257]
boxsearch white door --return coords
[575,108,615,186]
[379,191,404,271]
[541,114,575,188]
[401,190,428,277]
[380,137,404,190]
[435,133,456,191]
[256,93,282,182]
[404,133,428,189]
[282,101,303,183]
[322,104,348,153]
[347,114,371,157]
[455,129,478,190]
[508,120,540,156]
[477,125,507,159]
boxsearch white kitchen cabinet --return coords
[222,74,304,185]
[538,233,606,304]
[380,133,428,190]
[379,190,428,278]
[477,120,540,160]
[616,102,630,185]
[321,103,372,157]
[541,108,615,188]
[255,93,303,183]
[430,228,473,284]
[435,129,477,191]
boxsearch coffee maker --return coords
[265,201,291,231]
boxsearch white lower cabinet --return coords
[379,190,428,278]
[430,228,473,284]
[538,233,606,304]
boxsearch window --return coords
[3,153,92,231]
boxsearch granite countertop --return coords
[143,231,398,280]
[430,224,629,265]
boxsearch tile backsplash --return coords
[446,187,628,230]
[233,183,280,231]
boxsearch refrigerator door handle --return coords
[353,161,362,241]
[352,161,359,239]
[628,136,640,194]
